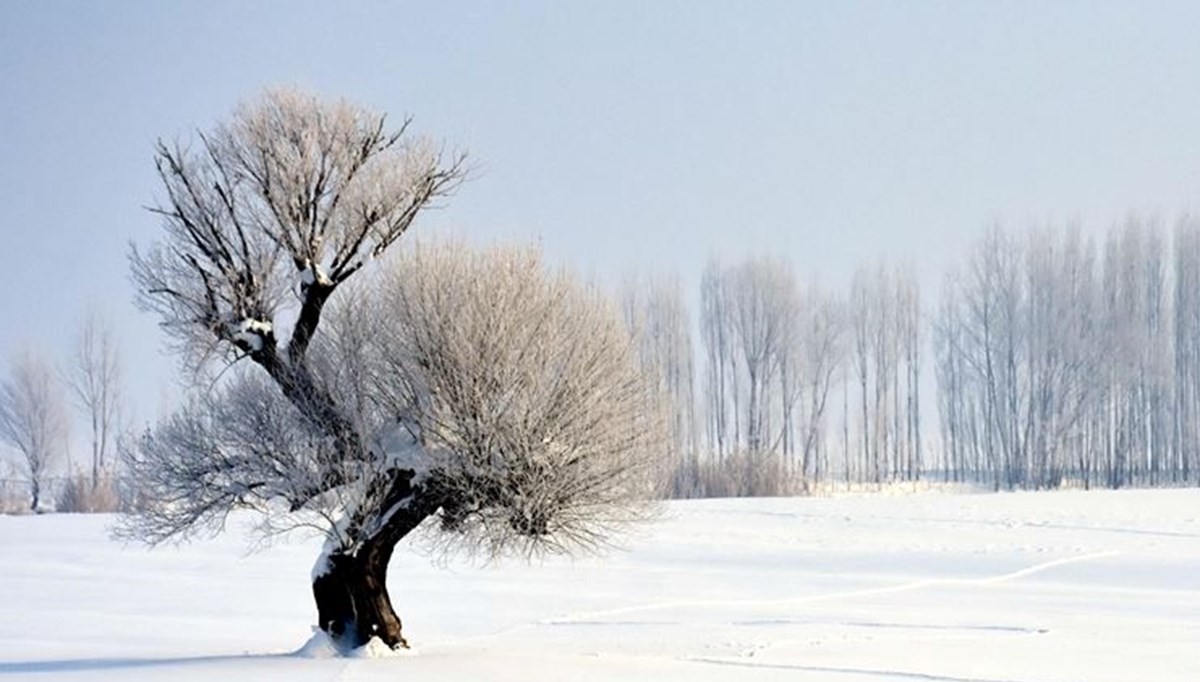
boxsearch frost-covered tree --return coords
[123,89,665,652]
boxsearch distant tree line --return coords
[622,256,921,496]
[935,221,1200,490]
[626,219,1200,496]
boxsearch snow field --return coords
[0,488,1197,681]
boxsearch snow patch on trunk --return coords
[310,550,334,581]
[229,318,273,351]
[311,513,354,580]
[299,261,333,289]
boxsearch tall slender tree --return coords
[66,311,123,487]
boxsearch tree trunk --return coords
[312,539,407,651]
[310,473,438,653]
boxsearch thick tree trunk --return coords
[312,538,407,651]
[310,473,439,653]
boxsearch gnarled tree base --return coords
[312,548,407,652]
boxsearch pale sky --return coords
[4,1,1200,442]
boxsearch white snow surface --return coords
[1,488,1198,681]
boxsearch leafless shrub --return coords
[363,242,667,558]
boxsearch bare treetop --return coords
[131,88,467,368]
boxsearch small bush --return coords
[56,470,121,513]
[0,480,27,514]
[694,451,807,498]
[0,461,29,513]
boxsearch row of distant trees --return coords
[0,313,124,512]
[625,219,1200,496]
[936,221,1200,490]
[621,258,920,497]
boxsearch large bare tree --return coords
[124,89,665,652]
[0,350,69,511]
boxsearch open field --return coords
[1,488,1197,681]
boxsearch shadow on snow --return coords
[0,652,293,675]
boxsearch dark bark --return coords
[288,282,334,365]
[313,542,407,651]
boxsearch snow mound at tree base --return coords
[293,629,417,659]
[293,630,339,659]
[349,636,417,659]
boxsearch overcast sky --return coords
[4,1,1200,444]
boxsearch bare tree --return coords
[122,90,664,653]
[725,257,792,456]
[621,273,698,497]
[896,268,921,480]
[0,350,69,511]
[66,311,123,487]
[1173,218,1200,483]
[793,288,846,482]
[933,273,966,481]
[701,260,735,461]
[698,257,807,494]
[850,269,874,482]
[844,264,921,486]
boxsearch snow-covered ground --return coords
[1,488,1197,681]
